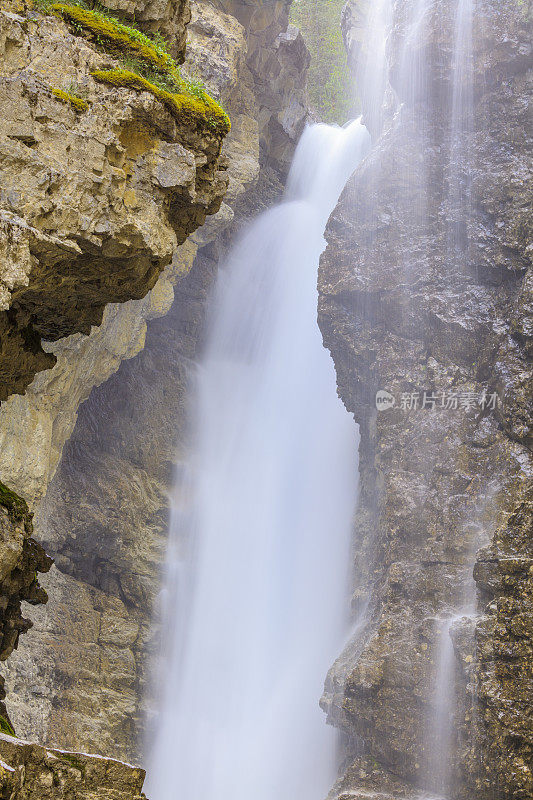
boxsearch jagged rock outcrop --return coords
[97,0,191,61]
[0,485,51,735]
[1,0,308,766]
[0,0,232,785]
[0,732,146,799]
[319,1,532,799]
[215,0,309,171]
[0,0,228,403]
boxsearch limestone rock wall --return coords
[96,0,191,61]
[0,0,227,403]
[319,1,532,799]
[1,0,308,766]
[0,732,146,800]
[0,486,51,733]
[0,3,232,767]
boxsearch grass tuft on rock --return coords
[91,69,231,135]
[33,0,230,136]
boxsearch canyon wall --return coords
[0,0,229,749]
[1,0,309,768]
[0,732,147,800]
[319,1,532,799]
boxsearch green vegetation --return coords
[58,752,87,776]
[50,86,89,111]
[50,2,177,76]
[0,480,30,526]
[290,0,356,124]
[91,69,230,134]
[33,0,230,135]
[0,716,15,737]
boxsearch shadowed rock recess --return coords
[0,0,310,789]
[319,1,532,799]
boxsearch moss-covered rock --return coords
[37,1,229,136]
[91,68,230,136]
[0,716,15,737]
[49,86,89,111]
[0,482,31,530]
[49,2,178,77]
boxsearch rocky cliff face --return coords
[0,485,51,734]
[0,0,228,403]
[0,731,146,799]
[319,1,532,799]
[0,0,230,767]
[0,0,308,769]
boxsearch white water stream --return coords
[146,119,370,800]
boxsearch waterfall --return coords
[145,119,370,800]
[421,2,476,797]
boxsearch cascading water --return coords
[146,119,370,800]
[426,3,476,797]
[448,0,474,238]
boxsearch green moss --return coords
[0,481,30,526]
[50,86,89,111]
[58,752,86,776]
[91,69,231,136]
[50,3,178,78]
[34,1,230,136]
[0,716,15,737]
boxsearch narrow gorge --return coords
[0,1,531,799]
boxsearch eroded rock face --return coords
[0,732,146,799]
[0,0,233,777]
[1,0,308,766]
[0,0,227,403]
[0,5,231,762]
[0,487,51,731]
[319,1,532,799]
[0,242,197,507]
[97,0,191,61]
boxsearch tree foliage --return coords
[290,0,356,124]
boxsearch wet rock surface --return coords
[320,0,531,798]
